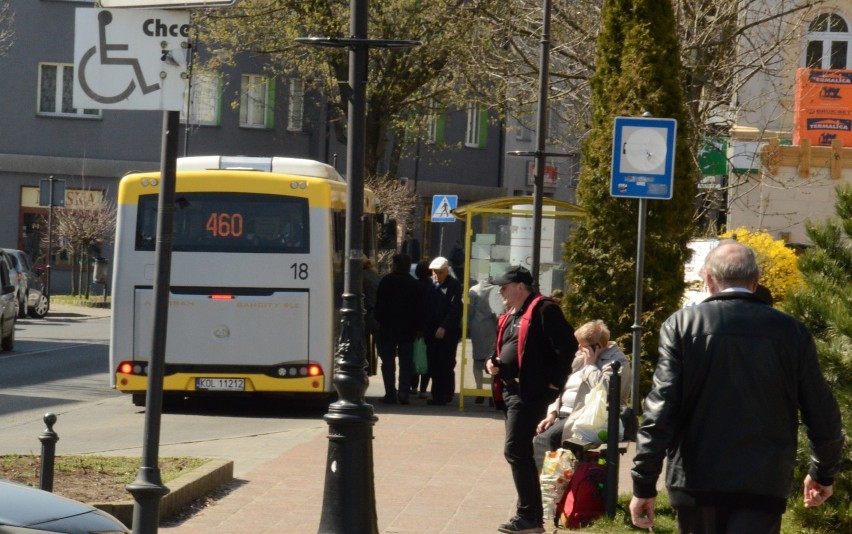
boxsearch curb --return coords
[90,458,234,528]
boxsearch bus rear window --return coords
[136,193,310,253]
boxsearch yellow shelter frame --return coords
[452,196,585,411]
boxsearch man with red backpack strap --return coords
[486,265,577,534]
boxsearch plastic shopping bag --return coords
[540,448,576,522]
[412,337,428,375]
[572,382,609,443]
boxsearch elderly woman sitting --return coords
[533,320,631,472]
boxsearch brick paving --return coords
[160,398,638,534]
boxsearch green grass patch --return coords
[559,492,824,533]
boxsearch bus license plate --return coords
[196,378,245,391]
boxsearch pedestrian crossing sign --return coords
[431,195,458,223]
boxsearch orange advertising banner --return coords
[794,69,852,146]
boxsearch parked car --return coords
[1,249,49,319]
[0,252,17,351]
[0,478,129,533]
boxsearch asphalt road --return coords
[0,305,354,476]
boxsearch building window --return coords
[515,116,532,142]
[37,63,101,118]
[288,78,304,132]
[426,100,444,144]
[465,103,488,148]
[240,74,274,129]
[805,13,852,69]
[182,72,221,126]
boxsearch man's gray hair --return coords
[701,239,760,288]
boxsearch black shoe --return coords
[426,399,448,406]
[382,395,397,404]
[497,516,544,533]
[398,396,410,405]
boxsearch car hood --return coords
[0,479,128,533]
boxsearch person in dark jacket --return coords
[411,259,433,398]
[423,256,462,406]
[374,254,423,404]
[486,265,576,534]
[400,231,421,263]
[630,240,844,533]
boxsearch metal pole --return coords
[126,110,179,534]
[604,362,621,518]
[45,176,54,298]
[530,0,552,291]
[182,37,194,157]
[630,198,647,414]
[38,412,58,492]
[317,0,377,531]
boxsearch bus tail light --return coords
[209,294,235,300]
[117,361,147,376]
[274,363,323,378]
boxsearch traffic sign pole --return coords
[611,113,677,413]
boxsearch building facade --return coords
[1,1,543,291]
[728,1,852,246]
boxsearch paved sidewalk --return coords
[159,397,638,534]
[49,303,640,532]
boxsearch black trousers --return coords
[426,334,459,403]
[675,505,782,534]
[504,392,550,524]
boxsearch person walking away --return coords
[362,256,382,373]
[374,254,423,404]
[630,240,844,533]
[468,278,502,404]
[411,259,433,398]
[533,319,630,472]
[486,265,576,534]
[423,256,462,406]
[400,231,421,263]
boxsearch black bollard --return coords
[39,412,59,492]
[604,362,621,518]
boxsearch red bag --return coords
[559,461,605,529]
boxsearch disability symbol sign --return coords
[73,8,190,111]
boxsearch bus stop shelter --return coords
[452,196,585,410]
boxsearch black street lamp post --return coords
[296,2,418,532]
[507,0,574,291]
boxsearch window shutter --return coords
[478,106,488,147]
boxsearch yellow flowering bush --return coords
[719,227,803,302]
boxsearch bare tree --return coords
[366,173,419,268]
[52,194,117,297]
[0,0,15,57]
[474,0,821,231]
[195,0,507,176]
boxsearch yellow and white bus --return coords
[109,156,377,406]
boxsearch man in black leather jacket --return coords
[630,240,843,533]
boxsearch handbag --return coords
[412,337,428,375]
[571,382,609,443]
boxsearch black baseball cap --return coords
[491,265,533,286]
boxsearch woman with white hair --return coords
[532,320,631,471]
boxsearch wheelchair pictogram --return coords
[78,11,160,105]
